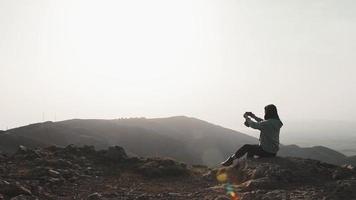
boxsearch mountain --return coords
[0,116,355,166]
[278,145,350,166]
[0,133,48,153]
[281,120,356,156]
[348,156,356,164]
[0,145,355,199]
[0,117,258,165]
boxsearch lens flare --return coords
[216,169,240,200]
[217,172,228,182]
[228,190,239,200]
[216,168,228,183]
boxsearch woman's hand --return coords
[243,112,250,127]
[244,119,250,127]
[246,112,257,118]
[244,112,255,118]
[243,112,250,119]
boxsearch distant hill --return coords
[348,155,356,164]
[0,117,258,165]
[278,144,349,166]
[0,133,48,153]
[0,116,355,166]
[281,120,356,156]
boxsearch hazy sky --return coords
[0,0,355,132]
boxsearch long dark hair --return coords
[264,104,282,123]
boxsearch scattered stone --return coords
[332,169,352,180]
[87,192,103,200]
[138,158,189,177]
[214,196,230,200]
[18,145,28,152]
[0,145,355,200]
[0,183,32,198]
[10,195,35,200]
[48,169,60,177]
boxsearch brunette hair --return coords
[264,104,282,123]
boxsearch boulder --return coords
[102,146,128,162]
[326,179,356,200]
[14,146,40,160]
[213,157,356,199]
[222,157,348,186]
[138,158,189,177]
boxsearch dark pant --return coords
[234,144,276,159]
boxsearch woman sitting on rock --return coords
[221,104,283,166]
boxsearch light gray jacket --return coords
[246,117,283,153]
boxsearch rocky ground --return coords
[0,145,355,200]
[208,157,356,200]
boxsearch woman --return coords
[221,104,283,166]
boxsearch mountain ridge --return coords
[1,116,355,167]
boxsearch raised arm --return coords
[245,112,263,122]
[251,114,263,122]
[246,118,266,130]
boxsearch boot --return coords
[221,155,235,166]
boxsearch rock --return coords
[14,146,40,160]
[135,193,152,200]
[0,180,10,185]
[0,151,6,160]
[48,177,64,184]
[240,177,284,191]
[212,157,356,199]
[10,195,35,200]
[326,179,356,200]
[103,146,128,162]
[342,164,354,170]
[30,167,49,178]
[138,158,189,177]
[168,192,183,197]
[0,183,32,198]
[332,169,353,180]
[80,145,96,155]
[87,192,103,200]
[18,145,28,152]
[46,159,73,168]
[262,190,288,200]
[228,157,338,186]
[2,145,355,199]
[214,196,230,200]
[202,170,217,182]
[48,169,60,177]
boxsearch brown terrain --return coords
[0,145,356,200]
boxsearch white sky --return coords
[0,0,355,132]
